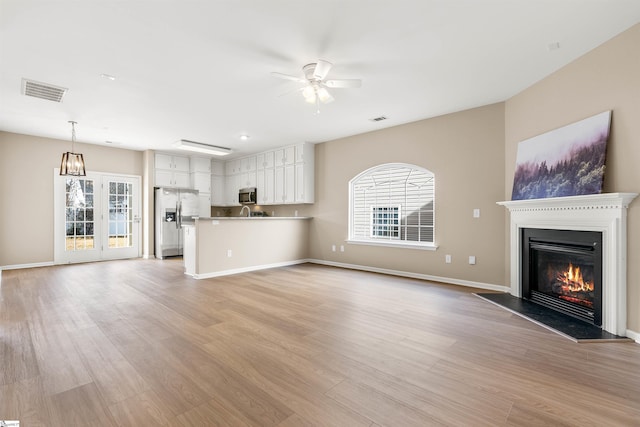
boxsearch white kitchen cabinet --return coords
[295,144,306,163]
[239,171,257,189]
[211,160,224,175]
[191,172,211,193]
[294,143,314,203]
[155,153,174,170]
[211,175,225,205]
[154,170,174,187]
[225,174,240,206]
[295,163,306,203]
[183,225,196,276]
[225,159,241,175]
[156,169,190,187]
[275,146,295,167]
[257,151,275,170]
[241,156,257,172]
[198,193,211,217]
[210,161,225,206]
[256,167,275,205]
[203,143,314,206]
[190,156,211,173]
[155,153,191,187]
[271,143,314,204]
[275,164,295,204]
[173,156,190,172]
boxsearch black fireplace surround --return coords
[521,228,602,326]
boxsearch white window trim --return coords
[347,238,438,251]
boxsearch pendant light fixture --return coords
[60,121,86,176]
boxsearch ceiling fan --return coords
[271,60,362,112]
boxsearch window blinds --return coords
[351,165,435,244]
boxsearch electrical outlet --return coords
[340,245,345,252]
[332,245,336,252]
[294,210,298,217]
[445,254,452,264]
[469,255,476,265]
[473,208,480,218]
[227,249,232,257]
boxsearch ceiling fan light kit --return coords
[272,59,361,110]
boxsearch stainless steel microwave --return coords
[239,187,257,204]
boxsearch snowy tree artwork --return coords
[511,111,611,200]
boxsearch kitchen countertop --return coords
[196,216,312,220]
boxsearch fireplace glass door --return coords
[522,229,602,326]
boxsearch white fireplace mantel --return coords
[498,193,637,336]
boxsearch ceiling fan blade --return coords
[325,79,362,88]
[271,72,306,83]
[313,60,333,80]
[277,86,305,98]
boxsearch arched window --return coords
[348,163,435,249]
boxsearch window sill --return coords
[346,239,438,251]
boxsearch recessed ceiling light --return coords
[100,73,116,81]
[547,42,560,51]
[239,134,250,141]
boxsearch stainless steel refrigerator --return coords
[154,187,199,259]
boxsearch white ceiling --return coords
[1,0,639,159]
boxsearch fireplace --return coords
[522,228,602,326]
[498,193,637,336]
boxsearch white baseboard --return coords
[307,259,510,293]
[0,261,55,271]
[193,259,310,279]
[625,329,640,343]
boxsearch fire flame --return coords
[557,263,594,292]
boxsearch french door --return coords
[54,171,141,264]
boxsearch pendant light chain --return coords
[69,120,77,151]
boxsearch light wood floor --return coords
[2,260,640,426]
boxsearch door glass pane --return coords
[65,178,95,251]
[108,180,133,248]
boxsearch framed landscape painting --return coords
[511,111,611,200]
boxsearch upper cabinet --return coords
[257,151,275,170]
[269,143,314,205]
[294,143,314,204]
[155,153,190,187]
[210,160,225,206]
[225,159,241,175]
[275,146,296,167]
[190,156,211,173]
[189,156,211,193]
[208,142,314,206]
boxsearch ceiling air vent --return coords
[369,116,387,122]
[22,78,67,102]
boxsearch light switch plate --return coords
[469,255,476,265]
[473,208,480,218]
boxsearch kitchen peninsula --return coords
[183,216,311,278]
